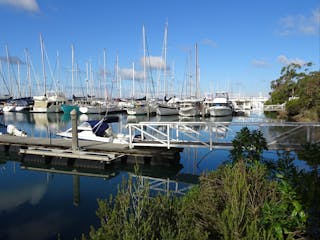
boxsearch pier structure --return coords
[263,103,286,112]
[0,121,319,165]
[229,95,268,110]
[127,121,320,151]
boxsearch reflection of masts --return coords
[73,175,80,206]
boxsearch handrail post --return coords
[140,124,144,140]
[209,123,212,151]
[167,124,170,149]
[128,124,133,149]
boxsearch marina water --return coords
[0,111,312,240]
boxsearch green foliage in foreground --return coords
[82,128,308,240]
[230,127,268,162]
[83,161,306,240]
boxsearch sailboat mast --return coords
[71,44,74,98]
[17,60,21,98]
[143,25,146,98]
[24,48,31,97]
[103,48,107,100]
[163,21,168,97]
[115,52,121,98]
[56,50,60,92]
[85,62,89,97]
[39,34,46,96]
[195,43,199,98]
[132,62,135,98]
[5,45,12,97]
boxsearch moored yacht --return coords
[208,92,233,117]
[32,91,67,113]
[178,99,202,117]
[156,97,179,116]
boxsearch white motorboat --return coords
[208,92,233,117]
[156,103,179,116]
[178,99,202,117]
[56,118,130,144]
[3,104,15,112]
[32,91,67,113]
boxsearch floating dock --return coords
[0,134,182,164]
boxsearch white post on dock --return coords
[71,109,79,151]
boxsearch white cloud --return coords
[119,68,145,81]
[201,38,218,48]
[277,55,306,66]
[0,0,40,12]
[252,59,269,68]
[277,8,320,35]
[140,56,168,70]
[0,56,25,64]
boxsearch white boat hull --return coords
[179,106,199,117]
[156,105,179,116]
[209,106,233,117]
[3,106,15,112]
[57,129,130,144]
[127,107,149,115]
[79,106,106,114]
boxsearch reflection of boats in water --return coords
[33,113,63,131]
[155,115,180,122]
[126,114,156,123]
[205,115,232,138]
[3,112,33,124]
[208,115,233,123]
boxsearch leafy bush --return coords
[82,128,307,240]
[286,98,302,116]
[230,127,268,162]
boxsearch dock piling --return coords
[71,109,79,151]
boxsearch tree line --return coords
[266,62,320,121]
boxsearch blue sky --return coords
[0,0,319,99]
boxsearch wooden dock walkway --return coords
[0,134,182,164]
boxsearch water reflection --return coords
[4,210,72,240]
[126,114,157,123]
[0,183,47,212]
[1,111,319,239]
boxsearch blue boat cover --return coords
[87,120,109,137]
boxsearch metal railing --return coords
[263,104,286,112]
[127,121,320,150]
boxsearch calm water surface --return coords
[0,111,312,239]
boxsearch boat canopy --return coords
[87,120,109,137]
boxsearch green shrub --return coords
[230,127,268,162]
[286,98,302,116]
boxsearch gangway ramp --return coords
[127,121,320,151]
